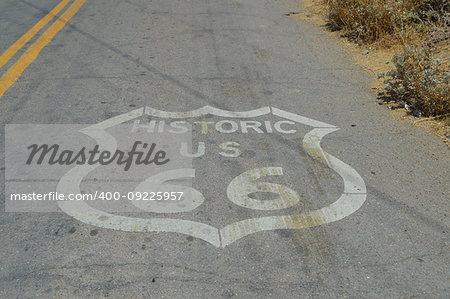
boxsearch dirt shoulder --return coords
[290,0,449,145]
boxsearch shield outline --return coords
[56,106,367,247]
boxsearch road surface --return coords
[0,0,448,298]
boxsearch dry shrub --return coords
[380,46,450,116]
[321,0,449,117]
[326,0,449,44]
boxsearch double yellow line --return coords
[0,0,87,98]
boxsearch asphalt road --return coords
[0,0,449,298]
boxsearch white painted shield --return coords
[57,106,366,247]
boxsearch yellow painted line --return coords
[0,0,72,69]
[0,0,87,98]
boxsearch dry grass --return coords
[297,0,450,141]
[325,0,449,45]
[380,46,449,116]
[312,0,450,119]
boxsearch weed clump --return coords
[322,0,450,118]
[326,0,449,44]
[380,46,449,116]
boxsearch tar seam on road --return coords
[0,0,87,98]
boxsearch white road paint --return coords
[194,121,214,134]
[220,127,367,246]
[215,120,239,133]
[272,107,336,128]
[227,167,300,210]
[57,106,367,247]
[303,128,367,194]
[218,141,241,157]
[240,121,264,133]
[144,105,271,119]
[134,119,299,134]
[133,168,205,213]
[273,120,297,134]
[57,125,220,246]
[220,195,367,247]
[180,142,205,157]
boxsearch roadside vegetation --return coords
[306,0,450,121]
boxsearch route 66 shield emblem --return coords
[56,106,367,247]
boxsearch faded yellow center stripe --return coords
[0,0,72,69]
[0,0,87,98]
